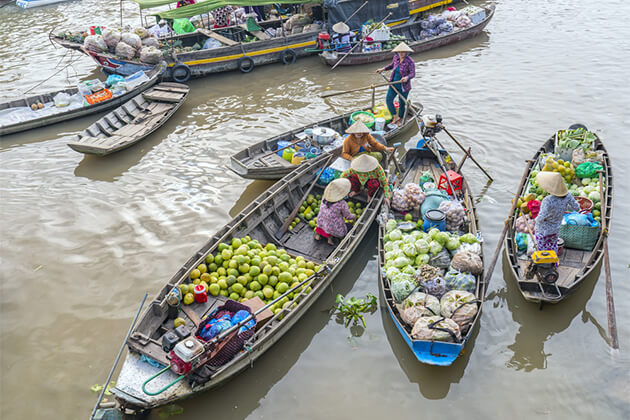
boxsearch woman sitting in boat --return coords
[331,22,353,52]
[314,178,356,245]
[533,172,579,254]
[376,42,415,127]
[341,121,394,161]
[341,154,391,206]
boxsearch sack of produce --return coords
[391,277,417,303]
[83,34,107,52]
[450,251,483,275]
[139,46,162,64]
[102,29,121,50]
[575,162,603,179]
[438,21,454,33]
[142,36,160,48]
[456,15,472,28]
[429,248,451,270]
[438,200,466,231]
[418,276,446,298]
[413,264,441,284]
[444,269,476,293]
[105,74,124,87]
[121,32,142,50]
[403,183,426,209]
[515,215,535,234]
[392,188,412,212]
[400,292,440,326]
[458,242,482,256]
[134,26,150,39]
[53,92,71,108]
[572,148,604,167]
[115,41,137,59]
[411,315,461,342]
[440,290,477,331]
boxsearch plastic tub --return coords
[374,117,386,131]
[423,209,446,232]
[291,150,306,165]
[282,147,296,162]
[306,147,322,159]
[276,140,290,156]
[349,111,375,128]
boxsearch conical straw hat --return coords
[351,154,379,172]
[323,178,351,202]
[536,171,568,197]
[392,42,412,53]
[345,120,370,134]
[332,22,350,34]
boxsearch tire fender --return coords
[171,63,191,83]
[238,56,255,73]
[280,48,297,65]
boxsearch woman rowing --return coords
[341,121,393,161]
[376,42,416,127]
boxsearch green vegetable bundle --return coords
[557,128,596,151]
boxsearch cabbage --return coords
[411,230,426,240]
[383,233,390,242]
[446,238,460,250]
[391,272,414,283]
[386,219,397,232]
[389,229,402,241]
[402,244,417,258]
[384,242,396,252]
[459,233,478,244]
[402,234,415,244]
[435,231,449,246]
[415,254,430,265]
[428,228,440,240]
[394,256,410,268]
[414,239,429,254]
[385,250,399,261]
[402,265,416,275]
[429,241,443,255]
[385,266,401,279]
[588,191,600,202]
[581,178,591,185]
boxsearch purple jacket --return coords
[384,55,416,92]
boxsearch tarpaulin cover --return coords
[326,0,409,31]
[132,0,322,18]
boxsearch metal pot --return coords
[311,126,336,145]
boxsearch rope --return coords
[22,52,83,95]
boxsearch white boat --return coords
[16,0,76,8]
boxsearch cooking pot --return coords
[312,126,336,145]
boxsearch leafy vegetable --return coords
[332,293,378,328]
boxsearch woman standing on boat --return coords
[376,42,415,127]
[315,178,356,245]
[533,172,579,254]
[341,154,391,206]
[341,121,393,161]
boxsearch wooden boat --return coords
[377,145,485,366]
[67,82,188,156]
[107,148,387,412]
[504,133,613,304]
[16,0,75,7]
[229,102,422,180]
[320,5,494,67]
[0,63,164,137]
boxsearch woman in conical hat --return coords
[376,42,415,127]
[340,154,391,206]
[342,120,393,161]
[533,171,580,253]
[315,178,356,245]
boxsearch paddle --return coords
[274,154,334,240]
[484,160,534,284]
[331,13,392,70]
[321,82,397,98]
[597,170,618,349]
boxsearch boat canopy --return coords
[131,0,322,19]
[326,0,409,30]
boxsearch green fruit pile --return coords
[288,193,364,230]
[179,236,318,316]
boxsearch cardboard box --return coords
[242,297,274,330]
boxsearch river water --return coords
[1,0,629,419]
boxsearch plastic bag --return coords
[142,37,160,48]
[515,215,535,234]
[139,46,163,64]
[391,278,417,303]
[515,232,528,252]
[400,292,440,326]
[575,162,603,179]
[450,251,483,275]
[101,29,121,49]
[134,26,150,39]
[444,269,476,293]
[404,183,425,208]
[456,15,472,28]
[173,18,196,34]
[413,264,441,283]
[411,315,461,342]
[572,148,604,166]
[83,35,107,52]
[115,41,136,59]
[105,74,124,87]
[124,70,149,90]
[458,242,481,256]
[563,212,599,227]
[203,38,223,50]
[419,276,446,298]
[429,248,451,270]
[53,92,71,108]
[121,32,142,50]
[391,188,412,212]
[440,290,478,331]
[316,167,336,186]
[438,21,453,33]
[438,200,466,231]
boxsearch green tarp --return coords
[132,0,322,17]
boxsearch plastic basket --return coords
[349,111,375,128]
[559,224,600,251]
[574,196,593,213]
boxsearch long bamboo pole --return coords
[598,171,618,349]
[440,126,494,181]
[321,82,395,98]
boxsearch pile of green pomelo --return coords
[287,193,365,231]
[179,237,320,316]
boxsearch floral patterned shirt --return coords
[384,55,416,93]
[535,194,579,238]
[316,200,356,238]
[341,166,390,199]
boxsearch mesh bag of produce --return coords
[575,162,603,179]
[450,251,483,275]
[83,35,107,52]
[456,15,472,28]
[102,29,121,49]
[438,200,466,231]
[134,26,150,39]
[411,315,461,342]
[419,276,447,298]
[458,242,482,256]
[391,278,417,303]
[413,264,441,284]
[121,32,142,50]
[139,46,162,64]
[515,215,535,234]
[403,183,426,209]
[391,188,412,212]
[400,292,441,326]
[429,249,451,270]
[115,41,137,59]
[438,21,453,33]
[440,290,478,332]
[142,37,160,48]
[444,269,476,293]
[571,148,604,166]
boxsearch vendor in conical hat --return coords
[533,171,579,254]
[342,120,394,161]
[331,21,353,52]
[314,178,356,245]
[341,154,391,206]
[376,42,415,127]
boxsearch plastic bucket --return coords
[374,117,385,131]
[291,150,306,165]
[282,147,295,162]
[276,140,290,156]
[423,209,446,232]
[306,147,322,159]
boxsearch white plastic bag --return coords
[53,92,71,108]
[121,32,142,50]
[139,46,162,64]
[115,41,136,60]
[83,35,107,52]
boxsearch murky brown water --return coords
[1,0,629,419]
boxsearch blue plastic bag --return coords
[231,310,251,325]
[105,74,124,87]
[515,232,528,251]
[563,212,599,227]
[317,167,336,186]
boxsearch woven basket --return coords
[559,223,599,251]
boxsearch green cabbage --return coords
[588,191,600,202]
[394,256,410,268]
[445,238,461,250]
[386,219,397,232]
[389,229,402,241]
[415,254,430,265]
[384,241,397,252]
[414,239,429,254]
[403,244,417,258]
[435,231,449,246]
[402,234,415,244]
[411,230,426,240]
[429,241,443,255]
[428,228,440,240]
[459,233,478,244]
[391,273,414,283]
[386,266,400,279]
[402,265,416,275]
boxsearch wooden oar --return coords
[321,82,396,98]
[331,13,392,70]
[275,154,334,240]
[439,126,494,181]
[598,170,618,349]
[484,160,534,284]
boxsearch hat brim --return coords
[392,42,413,53]
[323,178,351,202]
[346,120,370,134]
[351,155,379,172]
[536,172,568,197]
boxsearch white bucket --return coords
[374,117,386,132]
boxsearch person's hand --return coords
[385,198,391,207]
[375,68,384,74]
[385,147,394,153]
[401,76,408,83]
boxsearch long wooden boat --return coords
[0,63,164,137]
[320,5,494,67]
[377,146,485,366]
[504,133,613,304]
[67,82,188,156]
[107,149,387,412]
[229,102,422,180]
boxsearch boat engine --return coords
[169,337,208,375]
[526,250,559,284]
[421,114,443,138]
